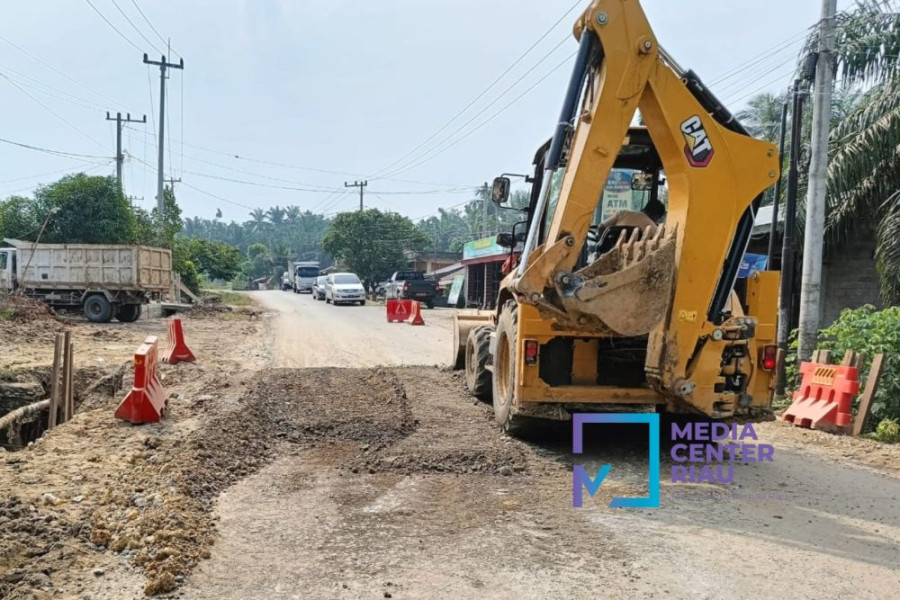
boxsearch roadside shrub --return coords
[787,306,900,424]
[875,418,900,443]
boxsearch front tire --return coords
[84,295,113,323]
[465,325,493,400]
[492,300,527,436]
[359,300,366,306]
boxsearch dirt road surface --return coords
[3,294,899,600]
[253,290,453,368]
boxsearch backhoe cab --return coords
[454,0,781,435]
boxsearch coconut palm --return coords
[817,0,900,303]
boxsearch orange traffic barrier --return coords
[115,336,167,424]
[408,301,425,326]
[162,317,195,364]
[386,299,413,323]
[782,361,859,432]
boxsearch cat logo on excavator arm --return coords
[681,115,714,167]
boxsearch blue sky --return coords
[0,0,854,223]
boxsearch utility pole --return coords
[482,182,490,238]
[143,53,184,214]
[344,180,367,211]
[797,0,838,361]
[775,81,806,397]
[767,98,789,266]
[105,112,146,193]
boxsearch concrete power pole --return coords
[143,53,184,214]
[797,0,838,361]
[105,112,146,193]
[344,180,367,211]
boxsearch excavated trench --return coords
[0,365,124,450]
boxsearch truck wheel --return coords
[493,300,528,436]
[115,303,142,323]
[425,299,434,309]
[465,325,493,400]
[84,295,113,323]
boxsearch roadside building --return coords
[460,236,509,309]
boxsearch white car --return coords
[324,273,366,306]
[312,275,327,300]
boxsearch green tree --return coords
[174,238,242,284]
[0,196,40,240]
[135,186,183,248]
[322,208,429,288]
[241,242,274,280]
[30,174,138,244]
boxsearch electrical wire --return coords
[0,161,115,196]
[369,0,585,179]
[109,0,165,55]
[122,125,471,188]
[384,50,577,178]
[129,0,178,57]
[179,180,257,211]
[0,61,110,112]
[0,32,134,112]
[0,72,108,150]
[83,0,144,53]
[377,35,572,179]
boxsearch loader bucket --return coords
[451,311,493,369]
[557,225,677,337]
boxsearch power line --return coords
[708,28,812,87]
[0,161,111,186]
[0,71,107,150]
[83,0,143,53]
[129,0,180,58]
[385,50,577,178]
[0,161,115,196]
[369,0,584,179]
[380,36,573,179]
[122,125,471,188]
[0,136,111,159]
[109,0,165,55]
[179,180,256,211]
[0,32,134,111]
[122,125,473,190]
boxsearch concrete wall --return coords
[822,222,881,325]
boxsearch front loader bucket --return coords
[557,226,677,337]
[451,311,493,369]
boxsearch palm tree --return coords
[817,0,900,303]
[285,205,301,225]
[267,206,286,228]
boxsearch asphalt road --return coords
[253,290,454,368]
[176,291,900,600]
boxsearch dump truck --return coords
[0,239,173,323]
[454,0,780,435]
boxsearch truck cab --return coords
[0,248,17,293]
[292,263,320,294]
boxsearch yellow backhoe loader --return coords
[453,0,781,434]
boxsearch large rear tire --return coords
[115,303,142,323]
[83,295,113,323]
[465,325,493,400]
[492,300,528,436]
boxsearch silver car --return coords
[312,275,328,300]
[324,273,366,306]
